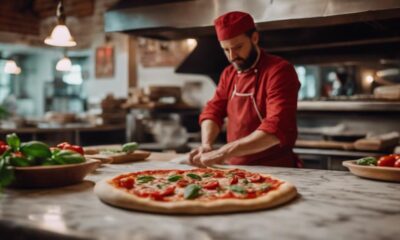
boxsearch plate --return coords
[85,150,151,164]
[10,158,101,188]
[342,160,400,182]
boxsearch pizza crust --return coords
[94,173,297,214]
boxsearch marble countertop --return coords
[1,160,400,240]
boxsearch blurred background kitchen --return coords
[0,0,400,170]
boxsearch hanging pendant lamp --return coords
[44,1,76,47]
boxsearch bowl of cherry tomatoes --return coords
[343,154,400,182]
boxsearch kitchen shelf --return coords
[298,101,400,112]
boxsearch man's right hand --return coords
[189,144,213,167]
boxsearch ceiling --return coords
[0,0,95,35]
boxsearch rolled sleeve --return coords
[199,70,229,129]
[257,62,300,147]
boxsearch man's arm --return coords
[198,130,279,166]
[201,119,220,147]
[189,120,220,165]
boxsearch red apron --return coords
[226,68,301,167]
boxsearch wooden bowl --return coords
[343,160,400,182]
[10,158,101,188]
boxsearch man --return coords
[189,11,301,168]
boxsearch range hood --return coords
[105,0,400,82]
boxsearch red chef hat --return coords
[214,11,256,41]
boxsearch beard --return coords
[231,44,258,71]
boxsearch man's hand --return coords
[189,144,213,167]
[198,149,227,167]
[190,144,232,168]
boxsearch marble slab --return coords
[1,161,400,240]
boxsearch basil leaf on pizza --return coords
[184,184,202,199]
[137,175,155,184]
[186,173,202,181]
[230,185,246,194]
[167,175,182,182]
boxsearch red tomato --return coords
[394,159,400,168]
[390,154,400,160]
[64,145,84,155]
[229,176,239,185]
[176,179,189,187]
[214,172,224,178]
[220,191,235,199]
[377,155,397,167]
[0,144,9,155]
[248,174,265,183]
[57,142,71,148]
[202,180,219,190]
[234,171,246,178]
[119,177,134,189]
[0,140,7,146]
[56,142,84,155]
[246,190,257,199]
[150,186,176,200]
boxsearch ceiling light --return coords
[44,1,76,47]
[56,56,72,71]
[3,60,21,75]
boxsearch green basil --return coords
[6,133,20,152]
[186,173,202,181]
[356,157,377,166]
[0,158,14,188]
[137,175,155,184]
[184,184,202,199]
[122,142,139,153]
[201,173,213,177]
[51,150,85,165]
[167,175,182,182]
[20,141,51,159]
[230,185,246,194]
[9,156,31,167]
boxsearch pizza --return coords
[94,168,297,214]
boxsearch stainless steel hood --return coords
[105,0,400,81]
[105,0,400,38]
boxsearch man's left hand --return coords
[196,149,228,167]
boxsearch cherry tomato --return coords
[377,155,397,167]
[176,179,189,187]
[246,189,257,199]
[119,177,134,189]
[12,151,24,158]
[229,176,239,185]
[248,174,265,183]
[56,142,84,155]
[150,185,176,200]
[64,145,84,155]
[220,191,234,199]
[394,159,400,168]
[214,171,224,178]
[57,142,71,148]
[202,180,219,190]
[390,154,400,160]
[0,144,9,155]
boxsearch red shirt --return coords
[199,51,300,167]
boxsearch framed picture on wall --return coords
[95,45,114,78]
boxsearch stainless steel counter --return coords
[1,160,400,240]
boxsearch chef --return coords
[189,11,301,168]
